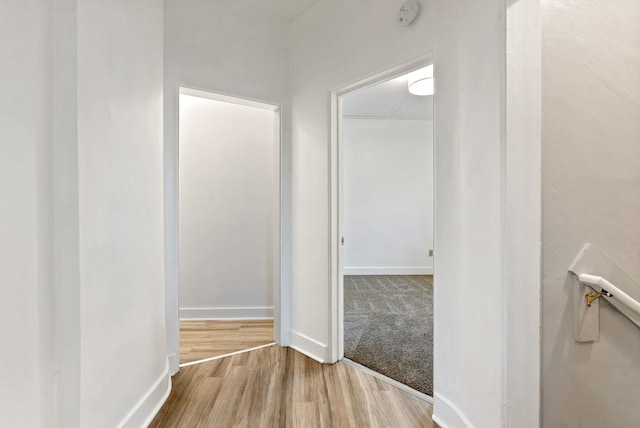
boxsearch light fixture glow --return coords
[407,65,434,96]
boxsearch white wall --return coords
[342,118,433,275]
[0,2,540,427]
[542,0,640,426]
[0,1,53,426]
[179,94,275,319]
[431,2,506,425]
[290,1,527,426]
[1,1,169,427]
[76,0,169,426]
[164,0,291,370]
[290,0,434,361]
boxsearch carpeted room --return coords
[341,70,434,398]
[344,274,433,396]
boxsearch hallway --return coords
[6,0,593,426]
[151,345,434,427]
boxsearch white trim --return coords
[342,115,433,121]
[272,107,285,345]
[163,78,182,378]
[289,330,329,363]
[179,86,279,111]
[343,267,433,276]
[341,358,433,403]
[329,90,342,363]
[179,307,274,320]
[167,353,179,376]
[180,342,277,367]
[503,1,541,427]
[329,53,435,95]
[167,87,289,369]
[432,393,473,428]
[117,360,171,428]
[329,52,435,364]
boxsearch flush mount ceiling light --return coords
[407,65,434,96]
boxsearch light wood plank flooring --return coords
[152,345,434,427]
[180,320,274,364]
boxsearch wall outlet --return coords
[429,249,433,257]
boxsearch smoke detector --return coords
[398,0,419,26]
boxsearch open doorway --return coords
[176,88,281,365]
[330,59,434,400]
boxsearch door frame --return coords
[328,53,435,363]
[165,86,286,373]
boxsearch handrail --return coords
[579,273,640,316]
[569,244,640,340]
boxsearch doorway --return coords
[176,88,282,365]
[330,57,435,399]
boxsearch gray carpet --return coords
[344,275,433,396]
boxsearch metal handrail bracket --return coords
[568,243,640,342]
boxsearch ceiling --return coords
[342,74,433,120]
[223,0,433,119]
[233,0,321,21]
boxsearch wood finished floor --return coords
[152,345,434,428]
[180,320,274,364]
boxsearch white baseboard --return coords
[289,330,329,363]
[167,353,179,376]
[279,329,291,347]
[343,267,433,275]
[179,306,273,320]
[432,393,472,428]
[118,360,171,428]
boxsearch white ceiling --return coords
[233,0,320,21]
[226,2,431,120]
[342,75,433,120]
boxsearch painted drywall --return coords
[542,0,640,426]
[429,2,507,426]
[0,1,53,426]
[53,0,81,425]
[342,118,433,275]
[290,0,434,360]
[1,1,169,427]
[77,0,169,426]
[164,0,291,370]
[290,0,515,426]
[179,94,275,319]
[0,1,540,426]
